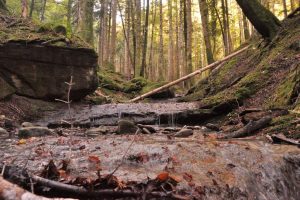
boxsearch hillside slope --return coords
[182,14,300,138]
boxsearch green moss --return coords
[268,71,300,109]
[141,81,167,94]
[267,114,299,139]
[214,58,238,86]
[0,15,89,48]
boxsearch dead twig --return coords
[109,128,141,177]
[41,38,66,45]
[55,76,75,127]
[29,175,175,199]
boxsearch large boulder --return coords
[0,43,98,100]
[0,16,98,101]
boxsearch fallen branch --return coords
[222,117,272,139]
[0,177,74,200]
[0,165,179,199]
[41,38,66,45]
[271,134,300,146]
[129,45,251,102]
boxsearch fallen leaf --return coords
[17,139,26,145]
[88,155,101,164]
[156,171,169,182]
[183,172,193,182]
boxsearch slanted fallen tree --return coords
[129,45,251,102]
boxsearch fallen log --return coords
[0,177,75,200]
[222,117,272,139]
[129,45,251,102]
[271,134,300,146]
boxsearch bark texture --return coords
[236,0,281,39]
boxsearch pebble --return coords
[0,127,8,135]
[174,129,193,138]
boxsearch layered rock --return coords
[0,15,98,100]
[0,43,98,100]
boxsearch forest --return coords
[0,0,300,199]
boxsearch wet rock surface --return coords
[0,131,299,199]
[36,102,206,128]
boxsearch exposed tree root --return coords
[222,117,272,139]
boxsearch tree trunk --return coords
[158,0,164,81]
[168,0,174,81]
[40,0,46,21]
[186,0,193,87]
[140,0,150,77]
[130,0,136,75]
[77,0,94,45]
[225,0,233,52]
[135,0,142,77]
[199,0,214,64]
[148,0,157,80]
[21,0,28,18]
[282,0,288,17]
[242,14,250,40]
[0,0,7,12]
[110,0,117,66]
[67,0,73,34]
[236,0,281,40]
[29,0,34,18]
[221,0,229,55]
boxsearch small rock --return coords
[205,123,220,131]
[0,127,8,135]
[21,122,34,127]
[117,120,138,134]
[174,129,193,138]
[18,127,53,138]
[86,127,107,137]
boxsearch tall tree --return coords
[40,0,47,21]
[167,0,174,81]
[67,0,73,34]
[109,0,117,65]
[242,13,250,40]
[282,0,288,17]
[21,0,28,18]
[199,0,214,64]
[140,0,150,77]
[77,0,94,45]
[29,0,34,18]
[158,0,164,81]
[186,0,193,86]
[221,0,230,55]
[236,0,281,40]
[0,0,7,12]
[135,0,142,77]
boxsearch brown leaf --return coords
[183,172,193,182]
[156,171,169,182]
[88,155,101,164]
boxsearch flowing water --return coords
[1,102,299,199]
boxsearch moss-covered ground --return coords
[181,14,300,138]
[0,14,90,48]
